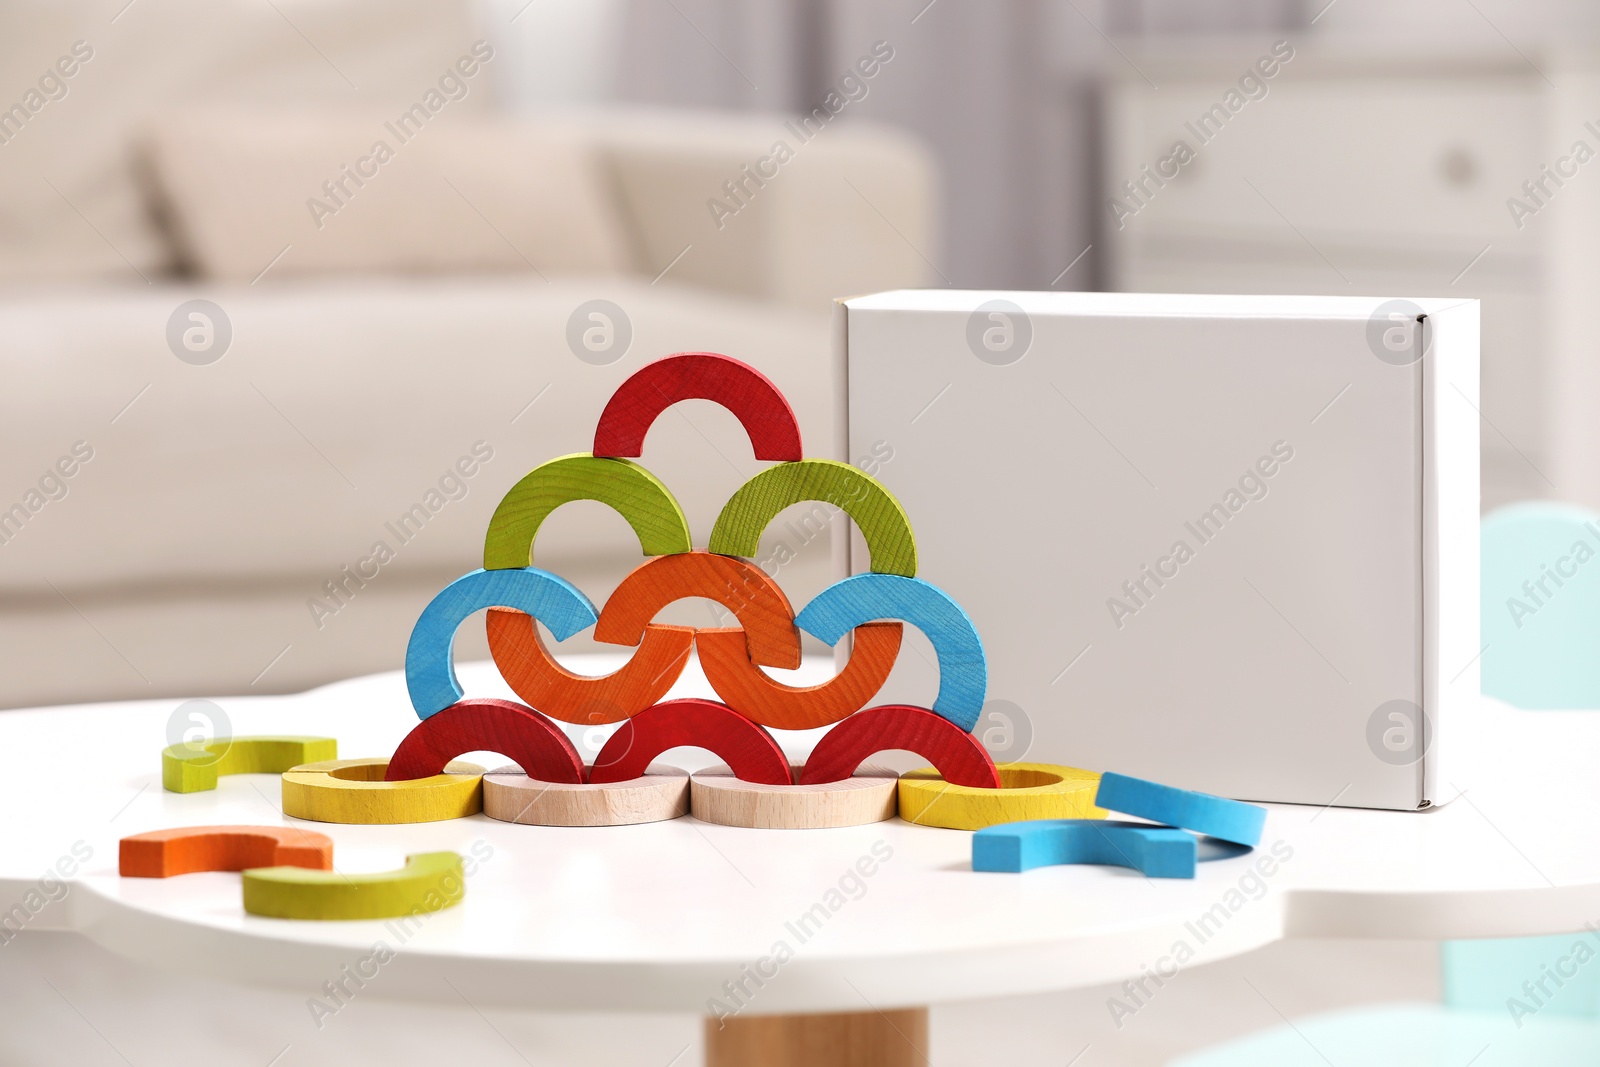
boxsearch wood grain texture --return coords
[589,698,791,785]
[162,736,337,793]
[1094,772,1266,847]
[691,764,896,829]
[385,698,584,784]
[797,705,999,788]
[705,1009,929,1067]
[243,851,465,921]
[119,826,333,878]
[487,607,693,725]
[707,460,917,577]
[281,758,485,824]
[482,453,692,570]
[592,352,803,461]
[482,765,690,826]
[594,551,801,669]
[795,574,986,731]
[405,567,598,719]
[697,622,901,730]
[971,819,1197,878]
[897,762,1107,831]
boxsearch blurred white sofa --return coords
[0,0,935,708]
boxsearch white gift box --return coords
[832,291,1478,810]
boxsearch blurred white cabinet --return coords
[1104,50,1546,509]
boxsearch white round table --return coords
[5,656,1596,1065]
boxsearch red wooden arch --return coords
[588,698,791,785]
[385,698,585,783]
[592,353,802,461]
[798,704,1001,788]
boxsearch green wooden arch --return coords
[483,453,692,570]
[708,459,917,576]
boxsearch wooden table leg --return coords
[705,1007,929,1067]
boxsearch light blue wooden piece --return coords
[1482,502,1600,708]
[404,568,597,720]
[795,573,986,732]
[1095,772,1266,847]
[973,819,1197,878]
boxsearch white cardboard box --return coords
[834,291,1479,810]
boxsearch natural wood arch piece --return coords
[281,758,485,824]
[486,608,693,725]
[243,851,465,920]
[119,826,333,878]
[385,698,584,784]
[405,567,598,719]
[797,704,999,788]
[897,762,1107,831]
[482,453,692,570]
[795,574,986,731]
[593,551,801,669]
[588,699,791,785]
[697,622,902,730]
[708,459,916,577]
[482,765,690,826]
[162,736,337,793]
[592,352,803,461]
[690,764,898,829]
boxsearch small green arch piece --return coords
[482,453,692,570]
[162,736,339,793]
[242,851,465,920]
[708,460,917,576]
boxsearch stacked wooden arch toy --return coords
[132,353,1267,920]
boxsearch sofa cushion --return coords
[0,0,485,283]
[141,111,634,280]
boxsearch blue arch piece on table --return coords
[794,573,986,731]
[405,568,598,720]
[1095,772,1266,847]
[973,819,1198,878]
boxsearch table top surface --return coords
[4,655,1597,1015]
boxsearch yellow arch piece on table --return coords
[708,459,917,576]
[281,758,484,824]
[243,851,464,920]
[163,736,338,793]
[897,762,1107,830]
[482,453,692,569]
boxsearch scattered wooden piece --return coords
[385,698,584,784]
[589,699,792,785]
[281,758,485,824]
[795,574,986,731]
[482,453,692,570]
[243,851,465,920]
[1094,772,1267,847]
[405,567,598,719]
[592,352,803,461]
[119,826,333,878]
[972,819,1198,878]
[897,763,1107,831]
[486,608,693,725]
[705,1009,929,1067]
[691,764,897,829]
[697,622,902,730]
[708,459,917,577]
[593,551,801,669]
[162,736,337,793]
[482,764,690,826]
[798,704,999,787]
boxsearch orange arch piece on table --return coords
[592,352,802,461]
[594,551,801,670]
[697,621,903,730]
[486,609,694,725]
[119,825,334,878]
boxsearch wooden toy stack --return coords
[131,352,1267,920]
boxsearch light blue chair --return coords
[1172,504,1600,1065]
